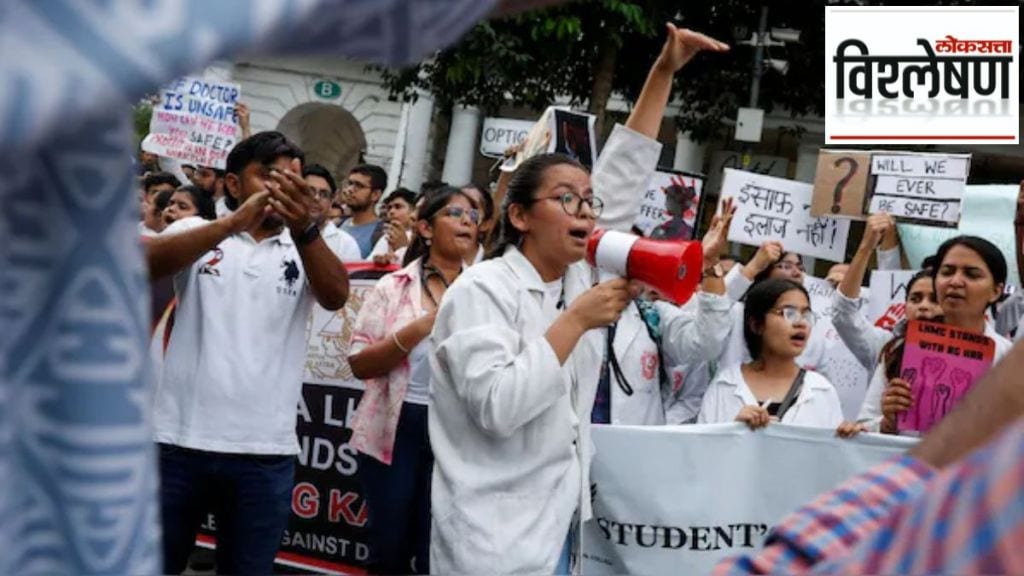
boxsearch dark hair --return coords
[142,171,181,195]
[173,185,216,221]
[487,153,589,259]
[879,270,938,381]
[224,131,304,210]
[151,189,173,218]
[419,180,449,200]
[402,186,477,267]
[384,187,418,208]
[753,251,801,284]
[743,278,810,360]
[462,183,495,222]
[302,163,337,193]
[350,164,388,192]
[921,254,938,271]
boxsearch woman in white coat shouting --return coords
[428,24,729,575]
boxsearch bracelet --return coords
[391,331,409,354]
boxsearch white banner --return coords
[582,424,915,575]
[723,169,851,262]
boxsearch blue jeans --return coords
[357,402,433,575]
[158,443,295,575]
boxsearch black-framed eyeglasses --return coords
[538,191,604,218]
[770,305,815,326]
[440,205,481,225]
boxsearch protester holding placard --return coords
[861,236,1013,434]
[698,279,847,431]
[428,24,728,574]
[347,187,480,575]
[832,213,941,371]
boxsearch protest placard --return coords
[898,320,995,433]
[479,117,533,158]
[811,150,872,218]
[869,270,919,328]
[500,106,597,171]
[634,170,704,239]
[899,184,1020,289]
[142,76,241,169]
[722,169,851,262]
[868,153,970,226]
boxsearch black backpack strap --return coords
[775,369,806,421]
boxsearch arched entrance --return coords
[276,103,367,185]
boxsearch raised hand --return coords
[267,157,314,234]
[657,22,730,73]
[702,196,735,263]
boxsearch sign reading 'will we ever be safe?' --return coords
[825,6,1019,145]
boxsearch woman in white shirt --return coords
[699,278,845,430]
[347,187,480,574]
[428,24,728,575]
[865,235,1014,434]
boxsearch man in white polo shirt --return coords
[146,131,350,574]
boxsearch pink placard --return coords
[898,321,995,433]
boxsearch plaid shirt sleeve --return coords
[717,419,1024,575]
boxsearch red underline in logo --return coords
[830,135,1017,140]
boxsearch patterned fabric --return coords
[349,259,426,464]
[716,418,1024,575]
[0,1,497,572]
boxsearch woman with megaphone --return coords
[427,23,728,575]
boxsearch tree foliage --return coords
[379,0,1001,143]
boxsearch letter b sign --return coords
[314,80,342,100]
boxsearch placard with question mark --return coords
[811,150,872,219]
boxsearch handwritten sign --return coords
[811,150,871,218]
[869,270,919,328]
[722,169,851,262]
[898,320,995,433]
[868,153,970,226]
[634,170,704,239]
[142,76,241,169]
[899,184,1020,289]
[705,151,789,198]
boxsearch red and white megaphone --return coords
[585,229,703,306]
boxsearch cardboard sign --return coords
[811,150,872,218]
[722,169,851,262]
[634,170,704,239]
[898,320,995,433]
[143,76,241,169]
[869,270,919,328]
[868,153,970,226]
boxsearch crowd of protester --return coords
[135,23,1024,576]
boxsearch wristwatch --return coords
[294,222,321,246]
[702,262,724,279]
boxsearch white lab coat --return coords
[857,324,1013,431]
[607,294,732,425]
[428,123,661,574]
[697,363,844,428]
